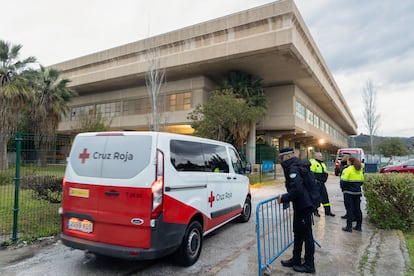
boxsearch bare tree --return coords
[145,41,165,132]
[363,79,381,157]
[71,107,112,134]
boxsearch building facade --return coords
[54,0,357,163]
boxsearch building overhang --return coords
[52,0,357,136]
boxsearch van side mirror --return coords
[362,159,365,163]
[243,162,252,174]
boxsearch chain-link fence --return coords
[0,133,71,245]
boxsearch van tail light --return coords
[151,150,164,219]
[62,176,67,199]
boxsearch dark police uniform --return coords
[279,152,315,273]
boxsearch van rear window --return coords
[70,135,152,179]
[170,140,229,173]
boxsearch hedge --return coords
[364,173,414,231]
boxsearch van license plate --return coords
[68,218,93,233]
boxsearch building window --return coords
[70,105,95,121]
[306,109,314,124]
[96,101,121,118]
[166,92,192,111]
[123,98,151,115]
[313,114,320,128]
[295,101,305,120]
[319,119,325,131]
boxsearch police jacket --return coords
[309,158,328,183]
[280,157,313,212]
[340,165,364,195]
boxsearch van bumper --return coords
[60,233,179,260]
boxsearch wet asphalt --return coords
[0,173,411,275]
[221,173,411,276]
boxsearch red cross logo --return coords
[208,191,215,208]
[79,148,90,164]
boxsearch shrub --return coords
[0,171,13,186]
[20,175,63,203]
[364,173,414,231]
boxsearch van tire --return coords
[175,220,203,266]
[237,197,251,223]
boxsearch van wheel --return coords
[175,220,203,267]
[237,197,251,223]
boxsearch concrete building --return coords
[54,0,357,163]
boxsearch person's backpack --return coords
[299,166,321,211]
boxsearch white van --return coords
[334,147,365,176]
[60,131,251,266]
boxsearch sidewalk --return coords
[219,175,412,276]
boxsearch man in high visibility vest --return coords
[309,152,335,217]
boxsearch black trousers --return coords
[344,193,362,227]
[292,209,314,264]
[319,181,330,205]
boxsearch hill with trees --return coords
[351,134,414,154]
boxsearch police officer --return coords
[309,152,335,217]
[277,147,316,274]
[340,156,364,232]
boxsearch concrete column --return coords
[246,122,256,164]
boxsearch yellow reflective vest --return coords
[309,158,328,183]
[340,165,364,195]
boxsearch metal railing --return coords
[256,195,322,276]
[0,133,69,245]
[256,195,293,276]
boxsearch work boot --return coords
[281,257,301,267]
[293,263,315,274]
[324,206,335,217]
[341,215,347,219]
[353,225,362,231]
[342,227,352,232]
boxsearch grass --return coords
[0,184,61,241]
[406,230,414,275]
[0,163,64,245]
[248,173,283,186]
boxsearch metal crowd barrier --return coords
[256,196,321,276]
[255,195,293,276]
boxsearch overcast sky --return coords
[2,0,413,137]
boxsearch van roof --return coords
[338,148,363,151]
[76,131,233,147]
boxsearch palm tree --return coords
[221,70,267,108]
[0,40,36,169]
[28,65,77,166]
[189,70,267,159]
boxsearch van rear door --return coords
[63,133,155,248]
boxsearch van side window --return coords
[170,140,229,173]
[170,140,205,171]
[203,144,229,173]
[229,148,242,173]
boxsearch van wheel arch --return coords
[174,219,203,266]
[237,195,251,223]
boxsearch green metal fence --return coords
[0,133,71,245]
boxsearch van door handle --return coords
[227,176,237,180]
[105,190,120,196]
